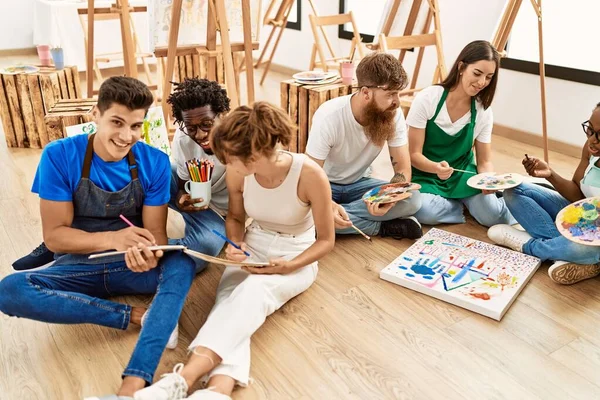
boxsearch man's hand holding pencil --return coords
[114,215,163,272]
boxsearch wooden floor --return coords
[1,61,599,400]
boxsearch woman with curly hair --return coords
[135,102,335,400]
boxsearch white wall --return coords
[266,0,596,147]
[0,0,35,50]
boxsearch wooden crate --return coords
[44,99,97,144]
[280,79,352,153]
[157,52,243,92]
[0,66,81,148]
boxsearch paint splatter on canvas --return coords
[141,107,171,156]
[556,196,600,246]
[380,228,540,320]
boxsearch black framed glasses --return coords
[582,120,600,140]
[177,119,216,138]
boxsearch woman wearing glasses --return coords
[488,103,600,285]
[167,78,231,273]
[407,40,514,228]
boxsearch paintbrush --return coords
[452,168,477,175]
[351,224,372,241]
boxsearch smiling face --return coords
[92,103,146,162]
[181,105,218,154]
[585,107,600,156]
[459,59,496,97]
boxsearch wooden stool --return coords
[0,66,82,148]
[280,79,352,153]
[44,99,97,144]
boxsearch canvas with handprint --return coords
[380,228,540,320]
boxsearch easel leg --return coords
[241,0,255,104]
[86,0,95,98]
[161,0,184,123]
[214,0,239,108]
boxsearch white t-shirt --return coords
[170,129,228,215]
[406,85,493,143]
[305,94,408,185]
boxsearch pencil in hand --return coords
[211,229,251,256]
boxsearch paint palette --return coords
[466,172,523,190]
[380,229,540,320]
[0,65,40,75]
[556,196,600,246]
[362,182,421,205]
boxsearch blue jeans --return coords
[169,164,226,272]
[0,250,196,383]
[331,177,422,236]
[503,182,600,264]
[414,192,515,227]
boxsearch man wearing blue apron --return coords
[0,77,196,400]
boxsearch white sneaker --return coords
[187,388,232,400]
[141,310,179,349]
[487,224,532,252]
[134,364,188,400]
[548,261,600,285]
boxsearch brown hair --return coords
[356,52,408,91]
[210,102,293,164]
[97,76,153,114]
[440,40,500,110]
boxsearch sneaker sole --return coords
[549,263,600,285]
[12,260,55,273]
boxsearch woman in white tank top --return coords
[135,102,335,400]
[487,102,600,285]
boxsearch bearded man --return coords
[306,52,423,239]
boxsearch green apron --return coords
[411,89,480,199]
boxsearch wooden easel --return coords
[492,0,548,162]
[79,10,154,89]
[160,0,256,120]
[254,0,295,85]
[372,0,447,91]
[84,0,139,98]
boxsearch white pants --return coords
[189,222,318,386]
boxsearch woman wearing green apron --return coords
[407,40,514,227]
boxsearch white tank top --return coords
[243,151,314,235]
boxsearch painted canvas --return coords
[65,121,97,137]
[148,0,262,51]
[556,196,600,246]
[379,228,541,320]
[141,106,171,156]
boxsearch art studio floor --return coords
[0,60,599,400]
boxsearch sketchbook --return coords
[88,245,267,267]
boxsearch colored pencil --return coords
[186,158,214,183]
[211,229,251,257]
[119,214,135,228]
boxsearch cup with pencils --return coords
[184,158,214,208]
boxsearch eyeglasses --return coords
[582,120,600,141]
[177,118,216,138]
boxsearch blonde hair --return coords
[210,102,294,164]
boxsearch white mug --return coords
[184,181,212,208]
